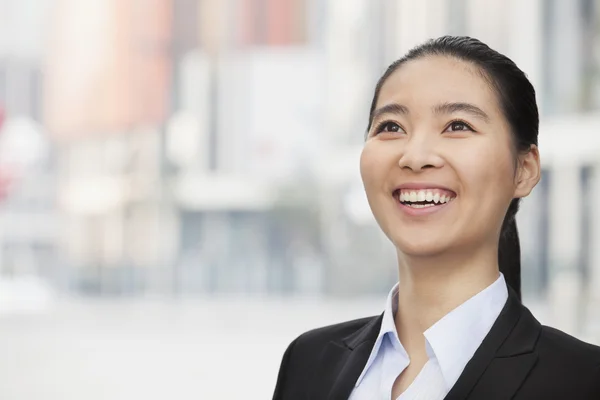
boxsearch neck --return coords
[394,244,500,338]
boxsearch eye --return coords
[444,120,474,133]
[374,121,405,134]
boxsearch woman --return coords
[272,36,600,399]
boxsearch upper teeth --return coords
[398,190,455,204]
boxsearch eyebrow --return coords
[432,102,490,122]
[370,101,490,123]
[371,103,409,122]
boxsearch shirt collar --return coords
[354,282,403,387]
[354,273,508,390]
[424,273,508,389]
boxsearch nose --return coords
[397,135,444,172]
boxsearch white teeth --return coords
[408,203,436,209]
[397,189,456,205]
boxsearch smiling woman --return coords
[272,36,600,400]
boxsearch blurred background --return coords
[0,0,599,398]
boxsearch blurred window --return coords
[238,0,307,46]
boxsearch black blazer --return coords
[272,289,600,399]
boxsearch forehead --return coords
[376,56,502,118]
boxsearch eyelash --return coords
[373,120,405,135]
[444,120,475,132]
[371,119,475,135]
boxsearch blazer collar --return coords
[310,287,542,400]
[308,314,383,400]
[444,287,542,399]
[342,312,383,350]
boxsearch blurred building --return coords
[0,0,57,284]
[41,0,327,295]
[170,0,327,294]
[44,0,174,293]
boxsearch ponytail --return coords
[499,198,522,301]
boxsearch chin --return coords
[391,235,452,258]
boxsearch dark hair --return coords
[367,36,539,300]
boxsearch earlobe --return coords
[514,145,541,198]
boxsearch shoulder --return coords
[537,325,600,366]
[272,316,379,399]
[522,325,600,397]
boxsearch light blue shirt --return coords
[349,273,509,400]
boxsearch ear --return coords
[513,144,541,198]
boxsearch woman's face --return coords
[360,56,539,257]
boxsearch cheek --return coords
[453,139,516,200]
[359,143,386,190]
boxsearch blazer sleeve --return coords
[272,338,298,400]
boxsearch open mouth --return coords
[393,188,456,209]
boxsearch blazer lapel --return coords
[445,289,542,400]
[309,315,382,400]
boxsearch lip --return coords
[396,199,452,216]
